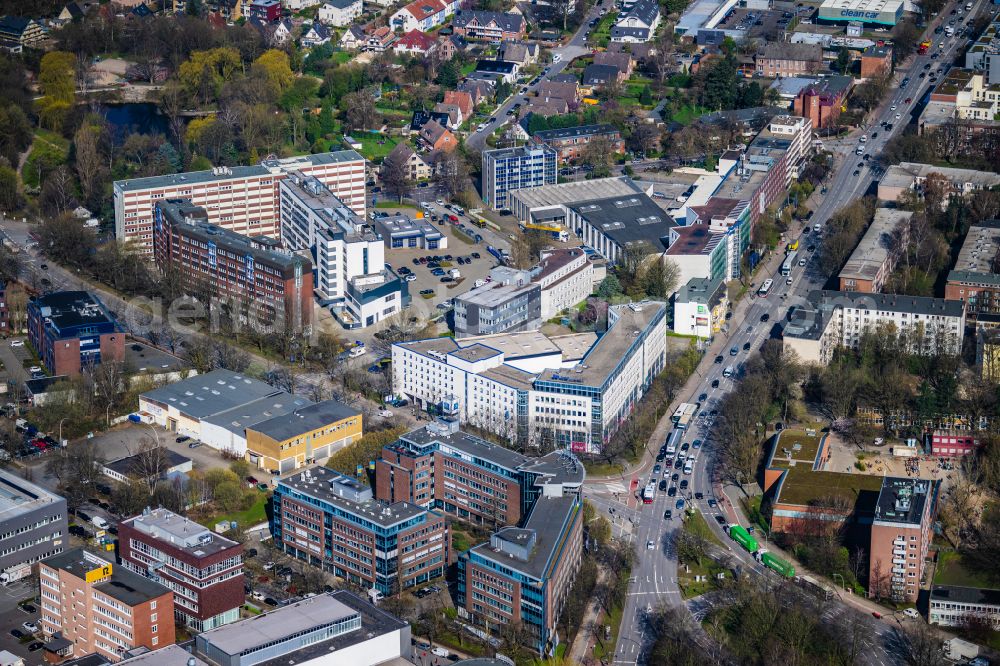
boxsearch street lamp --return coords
[58,417,68,446]
[832,572,846,596]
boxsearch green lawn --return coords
[350,133,400,161]
[589,12,618,48]
[23,129,70,189]
[375,200,418,209]
[667,104,713,126]
[332,51,352,64]
[592,603,623,661]
[200,494,269,530]
[935,550,1000,588]
[686,508,725,549]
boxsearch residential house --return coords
[391,0,448,33]
[0,17,46,50]
[437,34,469,60]
[583,63,622,88]
[247,16,293,45]
[419,120,458,152]
[861,44,892,78]
[284,0,322,9]
[384,143,433,181]
[532,124,625,162]
[443,91,474,120]
[410,109,452,133]
[433,102,463,129]
[459,78,494,105]
[340,24,366,49]
[57,2,87,22]
[525,96,570,117]
[364,26,397,52]
[394,29,437,56]
[499,40,539,66]
[248,0,281,21]
[452,10,526,42]
[212,0,246,21]
[318,0,361,26]
[301,22,331,48]
[537,79,579,106]
[593,50,633,78]
[474,59,519,84]
[128,4,154,19]
[610,0,660,42]
[755,43,823,77]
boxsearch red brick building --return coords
[930,430,980,456]
[861,45,892,79]
[869,478,935,603]
[531,124,625,162]
[119,507,245,632]
[27,291,124,377]
[792,76,853,129]
[153,199,314,334]
[39,549,175,661]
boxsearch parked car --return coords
[378,409,393,418]
[21,622,38,633]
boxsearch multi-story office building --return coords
[272,467,449,595]
[531,124,624,162]
[672,276,728,338]
[279,172,406,329]
[456,453,583,655]
[482,145,557,211]
[113,151,365,254]
[869,477,936,604]
[677,198,750,283]
[119,507,244,632]
[838,208,912,293]
[0,469,66,582]
[244,399,362,474]
[193,591,412,666]
[946,219,1000,321]
[930,585,1000,628]
[153,199,314,334]
[783,291,966,365]
[39,549,175,661]
[376,422,585,522]
[566,193,678,265]
[965,12,1000,85]
[392,301,667,452]
[454,280,541,338]
[28,291,124,376]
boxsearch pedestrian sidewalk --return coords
[564,566,610,666]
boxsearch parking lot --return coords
[0,579,44,665]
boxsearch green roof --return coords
[776,466,884,507]
[771,426,825,468]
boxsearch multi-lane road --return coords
[583,1,990,663]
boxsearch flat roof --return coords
[44,548,170,606]
[459,331,562,359]
[457,281,538,307]
[125,342,189,374]
[675,275,725,306]
[874,477,933,526]
[449,344,503,363]
[548,332,599,361]
[402,424,531,472]
[0,468,64,522]
[123,507,239,558]
[508,177,648,216]
[202,392,313,437]
[115,151,363,192]
[247,399,359,442]
[537,301,665,388]
[879,162,1000,192]
[469,493,578,580]
[776,465,885,508]
[533,124,618,141]
[769,427,825,469]
[665,224,725,257]
[104,448,190,477]
[140,369,282,420]
[32,291,116,331]
[931,584,1000,607]
[479,364,535,390]
[952,219,1000,275]
[119,646,208,665]
[569,194,678,252]
[279,466,428,528]
[838,208,912,283]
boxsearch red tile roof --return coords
[396,29,436,51]
[404,0,445,21]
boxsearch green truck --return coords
[727,525,759,554]
[760,552,795,578]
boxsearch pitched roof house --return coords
[443,90,474,120]
[394,29,437,55]
[452,10,526,42]
[593,50,634,78]
[418,120,458,152]
[301,22,332,48]
[384,142,433,181]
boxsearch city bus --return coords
[642,482,656,504]
[672,403,698,430]
[757,279,773,297]
[665,428,682,455]
[781,251,798,277]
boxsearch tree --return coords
[74,122,108,208]
[581,135,615,177]
[596,274,623,299]
[835,47,851,75]
[251,49,294,99]
[45,443,105,512]
[0,165,18,212]
[435,151,470,199]
[0,245,23,284]
[381,154,411,202]
[343,90,378,132]
[641,256,681,298]
[37,51,76,131]
[39,166,76,217]
[37,212,96,267]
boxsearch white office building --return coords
[930,585,1000,629]
[482,144,557,211]
[783,291,966,365]
[392,301,667,452]
[279,172,406,329]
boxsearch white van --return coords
[683,460,693,474]
[90,516,109,530]
[723,366,734,378]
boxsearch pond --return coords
[99,103,170,136]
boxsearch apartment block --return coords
[482,145,557,211]
[945,219,1000,321]
[755,43,823,77]
[929,430,980,457]
[869,478,936,604]
[376,422,584,523]
[272,467,449,595]
[457,463,583,655]
[965,12,1000,85]
[392,301,666,453]
[27,291,124,377]
[113,151,365,253]
[38,549,175,661]
[279,172,406,329]
[838,208,912,293]
[119,507,244,632]
[783,291,966,365]
[153,199,314,334]
[0,468,66,581]
[531,124,625,162]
